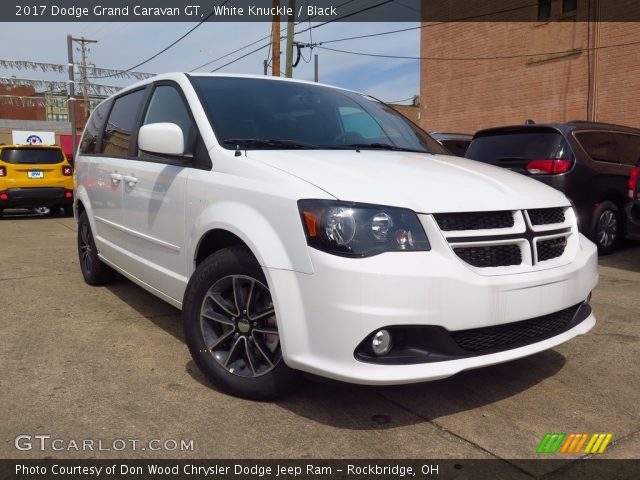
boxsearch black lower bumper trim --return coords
[0,188,73,208]
[355,302,591,365]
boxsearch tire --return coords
[182,246,298,400]
[591,201,620,255]
[63,205,74,217]
[77,210,116,285]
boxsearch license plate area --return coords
[28,170,44,179]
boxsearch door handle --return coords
[109,172,123,184]
[123,175,138,187]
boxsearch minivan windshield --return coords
[1,147,64,164]
[190,76,448,154]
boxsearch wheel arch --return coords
[194,229,258,267]
[189,201,314,276]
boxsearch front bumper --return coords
[265,231,598,385]
[0,188,73,208]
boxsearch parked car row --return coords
[431,121,640,255]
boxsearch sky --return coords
[0,20,420,104]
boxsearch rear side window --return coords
[101,89,146,157]
[574,131,618,163]
[440,139,471,157]
[79,99,111,155]
[466,130,570,164]
[0,148,63,164]
[613,133,640,166]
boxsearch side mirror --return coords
[138,123,185,157]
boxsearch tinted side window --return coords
[441,140,471,157]
[575,131,619,163]
[140,85,195,156]
[79,100,111,155]
[101,89,145,157]
[613,133,640,166]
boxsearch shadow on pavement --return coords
[105,277,183,342]
[104,270,567,429]
[598,240,640,273]
[276,350,566,429]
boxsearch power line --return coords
[90,0,230,78]
[187,0,358,72]
[386,96,414,104]
[308,2,540,46]
[211,43,272,72]
[205,0,389,73]
[316,38,640,62]
[293,0,394,37]
[191,0,539,74]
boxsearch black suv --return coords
[465,121,640,254]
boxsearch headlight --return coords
[298,200,430,257]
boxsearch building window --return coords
[562,0,577,13]
[538,0,552,20]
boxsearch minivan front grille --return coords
[433,211,514,231]
[453,244,522,267]
[435,207,571,269]
[451,304,579,352]
[528,207,565,225]
[537,237,567,262]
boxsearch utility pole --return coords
[284,0,296,78]
[271,0,280,76]
[66,34,77,160]
[72,36,97,126]
[314,54,319,82]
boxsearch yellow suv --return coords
[0,144,74,217]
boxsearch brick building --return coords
[419,0,640,134]
[0,85,46,122]
[0,85,102,131]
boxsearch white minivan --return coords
[75,73,598,399]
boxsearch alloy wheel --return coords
[79,221,93,274]
[597,210,617,248]
[199,275,280,378]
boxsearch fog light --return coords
[372,329,392,356]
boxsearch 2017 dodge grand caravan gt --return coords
[74,73,598,399]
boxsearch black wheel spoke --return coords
[249,308,275,321]
[223,337,244,368]
[251,333,275,367]
[253,326,279,336]
[207,292,238,317]
[202,311,234,327]
[208,328,236,352]
[243,338,258,375]
[232,276,249,312]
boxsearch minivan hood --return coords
[249,150,569,213]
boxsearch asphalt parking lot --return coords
[1,213,639,473]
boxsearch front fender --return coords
[188,199,315,275]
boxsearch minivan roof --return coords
[474,121,640,138]
[102,72,361,104]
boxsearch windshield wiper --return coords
[326,143,424,153]
[222,138,319,149]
